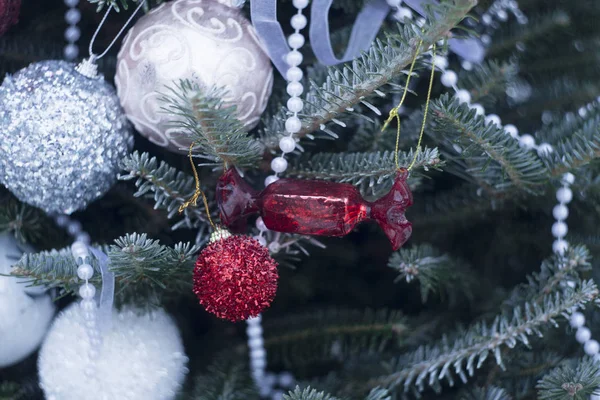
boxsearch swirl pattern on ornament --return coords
[115,0,273,153]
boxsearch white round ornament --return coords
[115,0,274,152]
[0,60,133,214]
[38,304,188,400]
[0,232,55,368]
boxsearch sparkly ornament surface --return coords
[0,232,55,367]
[0,60,132,214]
[115,0,273,153]
[0,0,20,36]
[193,235,278,322]
[38,304,188,400]
[217,169,413,250]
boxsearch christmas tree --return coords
[1,0,600,398]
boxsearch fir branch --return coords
[261,309,409,368]
[287,148,443,196]
[430,94,548,195]
[373,281,598,393]
[364,388,392,400]
[193,358,259,400]
[388,244,475,304]
[347,112,423,153]
[0,34,63,74]
[284,387,339,400]
[510,77,600,121]
[370,248,599,394]
[0,382,21,400]
[159,80,262,168]
[0,195,56,245]
[456,61,519,107]
[87,0,130,11]
[110,233,199,300]
[536,100,600,145]
[542,116,600,177]
[87,0,160,12]
[119,151,214,236]
[411,183,496,228]
[0,380,41,400]
[10,247,87,293]
[536,358,600,400]
[502,245,592,308]
[457,386,512,400]
[11,233,199,306]
[269,0,476,145]
[496,351,566,399]
[486,11,571,58]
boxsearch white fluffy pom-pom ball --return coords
[0,232,55,368]
[38,304,188,400]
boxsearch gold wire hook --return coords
[383,39,423,170]
[179,142,216,229]
[408,42,436,171]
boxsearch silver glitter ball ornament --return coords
[0,60,132,214]
[115,0,273,153]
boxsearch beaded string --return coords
[252,0,311,259]
[63,0,81,61]
[61,0,97,370]
[264,0,309,187]
[53,214,101,377]
[386,0,413,22]
[246,0,310,397]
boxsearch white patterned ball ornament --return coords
[115,0,274,153]
[38,304,188,400]
[0,232,55,368]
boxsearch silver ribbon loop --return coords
[88,246,114,333]
[250,0,485,78]
[309,0,390,66]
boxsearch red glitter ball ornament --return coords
[0,0,20,36]
[193,230,279,322]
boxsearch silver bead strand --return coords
[55,214,100,377]
[265,0,309,187]
[63,0,81,60]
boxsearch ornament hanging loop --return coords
[383,36,437,172]
[76,0,146,78]
[407,42,436,172]
[383,39,423,170]
[179,143,216,230]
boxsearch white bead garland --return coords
[440,70,458,88]
[265,175,280,187]
[268,0,309,183]
[271,157,288,173]
[54,213,102,374]
[248,2,306,396]
[577,327,592,344]
[454,89,471,105]
[64,0,80,60]
[388,0,413,22]
[246,316,296,399]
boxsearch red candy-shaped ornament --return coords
[217,169,413,250]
